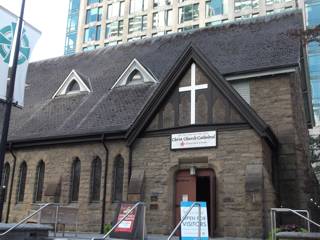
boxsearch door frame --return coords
[173,168,216,237]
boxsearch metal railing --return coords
[270,208,320,240]
[0,203,59,238]
[167,202,201,240]
[91,201,146,240]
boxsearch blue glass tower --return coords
[64,0,81,55]
[306,0,320,126]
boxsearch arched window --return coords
[127,70,144,85]
[16,161,27,203]
[112,155,124,202]
[1,163,10,202]
[90,157,102,202]
[70,158,81,202]
[33,160,45,202]
[66,80,80,94]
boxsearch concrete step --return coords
[276,231,320,239]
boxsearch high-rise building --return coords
[305,0,320,128]
[64,0,302,54]
[64,0,81,55]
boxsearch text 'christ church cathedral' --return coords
[0,10,318,238]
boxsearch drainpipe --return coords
[6,143,16,223]
[100,134,109,234]
[128,145,132,184]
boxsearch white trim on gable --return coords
[111,59,158,89]
[52,70,91,99]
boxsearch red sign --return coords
[114,204,136,233]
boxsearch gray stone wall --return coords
[250,72,312,210]
[2,141,129,232]
[132,129,274,238]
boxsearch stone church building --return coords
[0,10,317,238]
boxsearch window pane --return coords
[306,2,320,28]
[129,15,146,33]
[107,22,118,37]
[166,9,173,26]
[142,15,147,31]
[235,0,259,11]
[113,156,124,202]
[309,53,320,77]
[90,158,101,202]
[87,8,97,23]
[17,162,27,203]
[179,4,199,23]
[120,1,125,16]
[143,0,148,10]
[119,20,124,35]
[84,26,101,42]
[154,0,171,7]
[87,0,102,5]
[96,25,101,40]
[70,0,80,12]
[130,0,144,13]
[206,0,223,17]
[153,12,158,28]
[107,4,112,19]
[70,159,81,202]
[34,161,45,202]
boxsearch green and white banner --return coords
[0,6,41,106]
[14,20,41,107]
[0,6,17,101]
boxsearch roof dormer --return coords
[52,70,91,98]
[111,59,158,89]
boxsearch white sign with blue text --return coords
[180,201,209,240]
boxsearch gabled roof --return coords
[126,45,278,149]
[0,10,303,145]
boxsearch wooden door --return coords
[175,170,196,232]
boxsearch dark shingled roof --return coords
[0,10,304,142]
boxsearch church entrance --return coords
[175,169,216,237]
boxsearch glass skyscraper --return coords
[64,0,81,55]
[306,0,320,126]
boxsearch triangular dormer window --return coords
[111,59,157,89]
[52,70,91,98]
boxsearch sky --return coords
[0,0,69,62]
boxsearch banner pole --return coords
[0,0,26,222]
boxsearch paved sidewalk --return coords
[49,232,261,240]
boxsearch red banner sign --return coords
[114,204,136,233]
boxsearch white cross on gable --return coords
[179,63,208,124]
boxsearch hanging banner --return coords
[180,201,209,240]
[0,6,17,101]
[13,20,41,107]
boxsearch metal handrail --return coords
[0,202,58,238]
[270,208,320,240]
[92,201,146,240]
[167,202,201,240]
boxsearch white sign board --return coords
[180,201,209,240]
[171,131,216,150]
